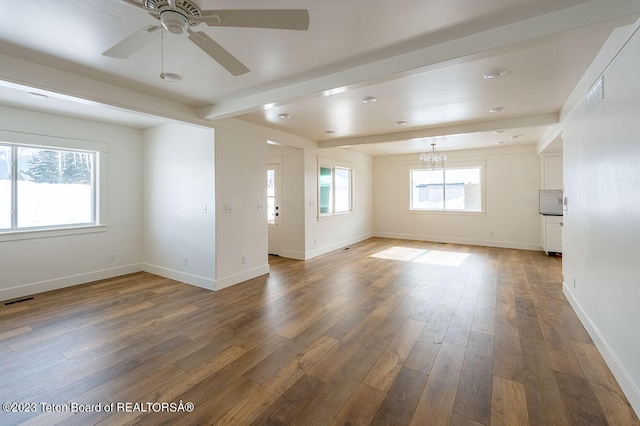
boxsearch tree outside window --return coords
[0,144,96,231]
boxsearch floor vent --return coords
[4,297,34,306]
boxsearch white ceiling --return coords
[0,0,638,155]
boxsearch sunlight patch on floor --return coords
[370,246,427,261]
[413,250,470,267]
[370,246,470,267]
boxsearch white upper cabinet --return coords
[542,155,563,189]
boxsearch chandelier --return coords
[420,143,447,170]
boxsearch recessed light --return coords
[396,120,408,126]
[483,68,507,79]
[511,134,522,139]
[489,106,506,113]
[278,113,291,119]
[494,141,505,145]
[361,96,377,104]
[492,130,504,134]
[325,130,335,135]
[27,92,48,99]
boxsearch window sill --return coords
[407,209,486,217]
[317,211,356,221]
[0,224,107,242]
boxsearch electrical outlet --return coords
[573,278,576,288]
[183,257,188,266]
[109,253,115,262]
[242,255,247,264]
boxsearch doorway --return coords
[267,161,282,255]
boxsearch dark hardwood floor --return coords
[1,238,638,425]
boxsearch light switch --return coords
[225,204,233,213]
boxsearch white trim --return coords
[373,231,542,251]
[0,129,108,152]
[0,224,107,242]
[0,263,142,302]
[213,264,270,291]
[563,283,640,418]
[142,263,217,291]
[304,232,374,260]
[277,249,306,260]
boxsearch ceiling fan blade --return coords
[200,9,309,31]
[102,25,161,59]
[119,0,153,13]
[187,30,250,76]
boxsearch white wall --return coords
[561,22,640,414]
[214,127,269,289]
[373,145,541,250]
[304,148,375,258]
[0,105,143,301]
[142,123,216,289]
[216,118,374,261]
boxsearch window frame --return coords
[408,162,486,214]
[317,162,355,219]
[0,130,107,241]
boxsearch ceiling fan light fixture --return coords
[278,113,291,119]
[160,10,189,34]
[489,106,506,113]
[160,72,183,82]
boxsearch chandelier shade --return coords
[420,143,447,170]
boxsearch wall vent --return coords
[585,76,604,113]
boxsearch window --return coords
[0,143,97,232]
[266,168,275,224]
[319,165,353,216]
[410,167,482,212]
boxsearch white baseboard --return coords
[373,232,543,251]
[304,233,374,260]
[277,249,306,260]
[0,264,143,302]
[563,282,640,418]
[213,264,270,291]
[142,263,216,291]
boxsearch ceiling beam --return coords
[200,0,640,121]
[317,113,559,148]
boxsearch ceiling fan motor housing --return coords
[145,0,202,31]
[160,10,189,34]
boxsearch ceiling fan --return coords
[102,0,310,76]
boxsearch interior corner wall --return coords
[0,105,143,301]
[561,24,640,415]
[304,148,374,259]
[142,123,216,290]
[372,145,541,250]
[214,127,269,289]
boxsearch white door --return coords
[267,163,281,255]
